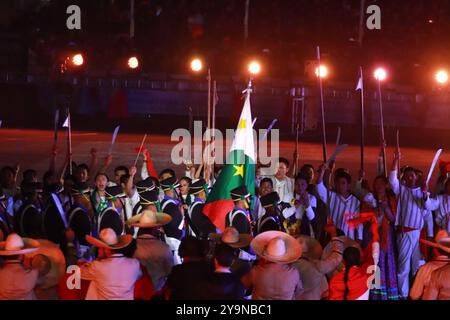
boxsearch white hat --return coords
[86,228,133,250]
[251,231,302,264]
[126,209,172,229]
[0,233,40,256]
[210,227,252,248]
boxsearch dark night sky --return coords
[1,0,450,86]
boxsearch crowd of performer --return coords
[0,145,449,300]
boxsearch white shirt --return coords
[293,193,317,221]
[390,170,436,233]
[0,261,39,300]
[269,176,294,203]
[81,254,142,300]
[316,181,362,240]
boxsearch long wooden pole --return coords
[359,67,365,172]
[67,108,72,175]
[377,79,387,177]
[317,46,327,163]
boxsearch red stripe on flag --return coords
[202,199,235,232]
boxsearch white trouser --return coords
[165,237,182,265]
[396,229,422,298]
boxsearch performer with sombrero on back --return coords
[159,176,183,240]
[127,208,174,291]
[15,182,45,239]
[292,222,344,300]
[411,230,450,300]
[0,189,14,239]
[226,185,253,235]
[210,226,254,278]
[186,178,216,239]
[422,231,450,300]
[79,228,142,300]
[241,230,303,300]
[0,233,50,300]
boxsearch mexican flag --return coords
[203,89,256,232]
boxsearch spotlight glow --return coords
[435,70,449,84]
[128,56,139,69]
[71,53,84,66]
[248,61,261,75]
[374,68,387,81]
[190,58,203,72]
[315,65,328,78]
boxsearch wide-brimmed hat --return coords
[136,178,159,205]
[322,236,359,277]
[67,206,92,246]
[189,179,207,196]
[25,239,66,289]
[210,227,252,248]
[295,235,323,260]
[230,185,251,202]
[126,209,172,229]
[420,230,450,254]
[71,182,92,196]
[105,186,127,201]
[86,228,133,250]
[98,207,124,236]
[0,233,40,256]
[260,191,280,208]
[160,176,180,192]
[251,231,302,264]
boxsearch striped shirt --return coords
[316,181,362,240]
[389,170,435,232]
[432,194,450,233]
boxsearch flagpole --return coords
[377,78,387,177]
[316,46,327,163]
[66,108,72,175]
[294,122,300,176]
[53,109,59,146]
[211,80,217,181]
[134,134,147,167]
[188,106,193,161]
[204,68,212,180]
[359,67,365,172]
[396,129,400,175]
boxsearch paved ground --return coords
[0,129,444,189]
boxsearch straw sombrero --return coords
[251,231,302,264]
[0,233,40,256]
[321,236,359,277]
[210,227,252,248]
[126,209,172,229]
[86,228,133,250]
[420,230,450,254]
[295,235,323,260]
[25,239,66,289]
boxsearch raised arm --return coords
[88,148,99,177]
[315,163,329,204]
[389,150,401,195]
[124,166,137,197]
[140,149,150,180]
[49,145,58,173]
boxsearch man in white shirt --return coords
[268,157,294,203]
[316,164,362,241]
[390,152,437,299]
[81,228,142,300]
[0,233,44,300]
